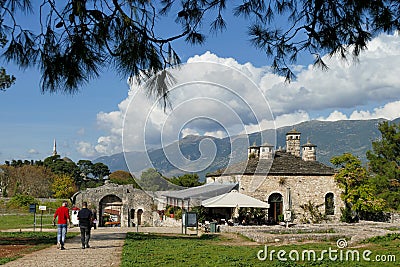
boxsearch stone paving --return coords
[220,221,400,245]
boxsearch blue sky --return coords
[0,6,399,164]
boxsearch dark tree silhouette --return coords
[1,0,399,95]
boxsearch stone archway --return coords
[99,195,123,227]
[268,193,283,223]
[137,209,143,225]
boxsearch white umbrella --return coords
[202,190,269,208]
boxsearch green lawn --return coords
[0,214,55,230]
[121,233,400,267]
[1,213,398,267]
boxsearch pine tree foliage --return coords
[0,0,399,95]
[367,121,400,210]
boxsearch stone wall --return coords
[74,183,154,227]
[239,174,344,223]
[391,213,400,223]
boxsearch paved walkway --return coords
[2,227,192,267]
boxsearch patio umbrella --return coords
[202,190,269,208]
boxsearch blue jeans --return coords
[57,224,68,246]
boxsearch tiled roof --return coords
[162,183,238,200]
[286,128,301,135]
[301,141,317,147]
[206,151,334,177]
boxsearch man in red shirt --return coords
[53,201,71,250]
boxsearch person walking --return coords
[78,202,93,249]
[92,208,97,229]
[53,200,71,250]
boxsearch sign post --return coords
[182,212,198,235]
[38,206,47,232]
[29,204,36,231]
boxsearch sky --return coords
[0,6,400,165]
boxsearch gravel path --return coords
[3,227,128,267]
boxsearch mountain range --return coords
[95,117,400,180]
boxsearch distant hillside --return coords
[95,118,398,179]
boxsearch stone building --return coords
[206,129,344,223]
[73,183,154,227]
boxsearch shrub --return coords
[340,206,359,223]
[299,200,327,224]
[191,206,207,223]
[7,194,37,209]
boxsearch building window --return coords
[325,193,334,215]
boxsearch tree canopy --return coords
[139,168,171,191]
[330,153,386,222]
[366,121,400,210]
[52,173,77,199]
[109,170,140,188]
[168,173,204,187]
[0,164,54,198]
[1,0,400,95]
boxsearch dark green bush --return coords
[7,194,37,209]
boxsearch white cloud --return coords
[349,101,400,120]
[28,149,39,155]
[264,34,400,115]
[274,111,311,128]
[77,141,97,157]
[321,110,348,121]
[95,135,122,155]
[204,130,227,139]
[321,100,400,121]
[181,128,200,137]
[78,34,400,158]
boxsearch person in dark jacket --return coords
[77,202,93,249]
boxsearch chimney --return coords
[285,129,301,157]
[259,143,274,159]
[301,141,317,161]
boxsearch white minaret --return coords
[286,129,301,157]
[53,139,57,156]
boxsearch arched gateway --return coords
[99,195,123,227]
[74,183,154,227]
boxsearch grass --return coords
[0,214,55,230]
[1,212,399,267]
[121,233,400,267]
